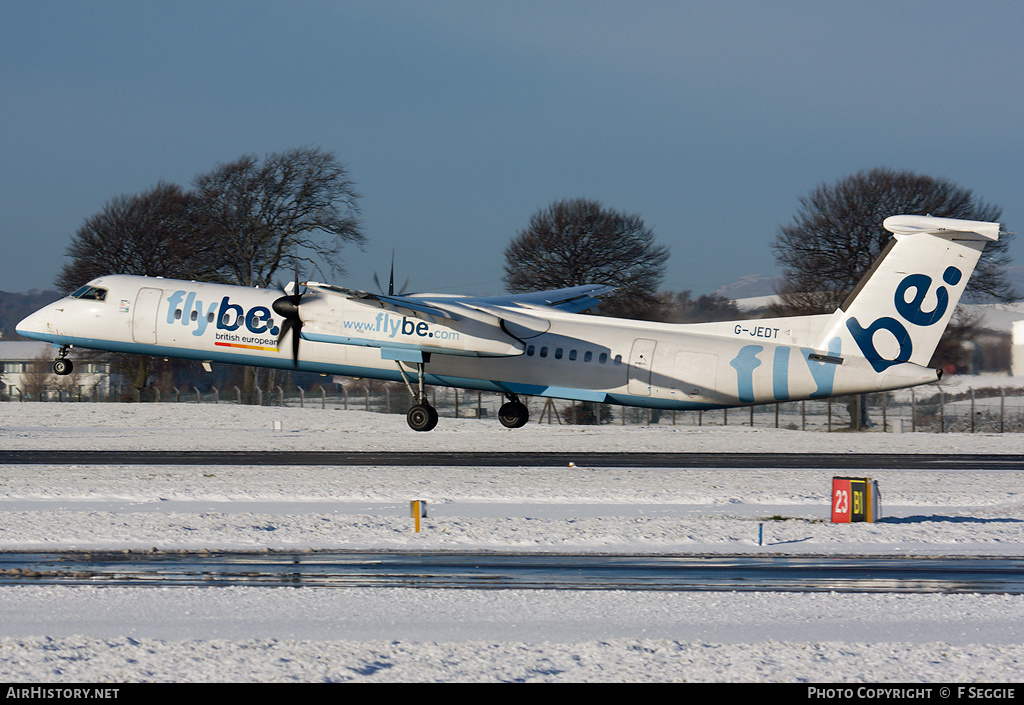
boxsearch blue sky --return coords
[2,1,1022,298]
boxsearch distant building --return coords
[0,341,112,401]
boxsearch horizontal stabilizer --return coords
[882,215,1000,241]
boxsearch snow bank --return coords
[1,403,1023,682]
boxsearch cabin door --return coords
[627,338,657,395]
[132,287,162,344]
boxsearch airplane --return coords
[17,214,1001,432]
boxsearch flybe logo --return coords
[846,266,962,372]
[165,291,280,350]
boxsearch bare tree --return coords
[55,182,217,293]
[773,168,1014,314]
[503,198,669,317]
[193,147,364,287]
[20,353,53,400]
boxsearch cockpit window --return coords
[70,285,107,301]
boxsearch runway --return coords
[3,551,1023,593]
[1,450,1022,469]
[3,449,1021,595]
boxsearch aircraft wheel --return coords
[407,403,439,432]
[498,401,529,429]
[52,359,74,376]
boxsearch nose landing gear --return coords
[52,346,73,376]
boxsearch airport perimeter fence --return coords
[5,381,1024,434]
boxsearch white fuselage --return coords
[17,274,939,411]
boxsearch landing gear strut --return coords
[52,346,73,376]
[395,359,438,432]
[498,394,529,429]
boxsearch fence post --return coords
[971,388,975,433]
[827,398,832,432]
[911,388,916,432]
[298,386,304,408]
[1001,388,1005,433]
[940,392,945,433]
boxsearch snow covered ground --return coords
[1,402,1023,682]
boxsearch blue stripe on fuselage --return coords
[19,332,730,411]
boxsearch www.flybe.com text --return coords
[343,313,459,340]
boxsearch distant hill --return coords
[712,274,781,300]
[0,290,62,340]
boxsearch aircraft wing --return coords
[465,284,615,314]
[302,283,462,320]
[303,283,614,319]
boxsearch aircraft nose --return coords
[16,305,58,339]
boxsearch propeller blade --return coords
[374,249,400,295]
[273,287,304,369]
[388,249,395,295]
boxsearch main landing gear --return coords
[407,402,439,433]
[52,346,73,376]
[395,360,439,432]
[498,394,529,429]
[393,361,530,432]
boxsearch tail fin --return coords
[815,215,1000,372]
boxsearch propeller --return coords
[272,268,305,368]
[373,249,410,296]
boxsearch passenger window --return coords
[527,345,535,356]
[569,350,577,361]
[540,347,548,358]
[174,309,182,320]
[599,352,608,364]
[554,348,563,359]
[613,354,623,365]
[584,351,593,363]
[190,310,198,321]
